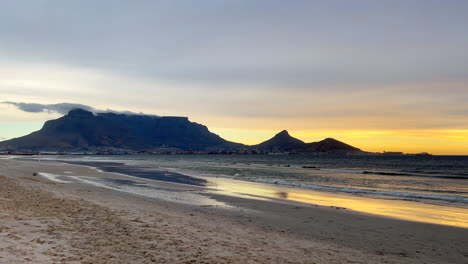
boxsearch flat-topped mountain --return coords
[0,109,243,151]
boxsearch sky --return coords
[1,0,467,154]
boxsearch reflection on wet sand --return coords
[205,177,468,228]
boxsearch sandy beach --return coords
[1,158,467,264]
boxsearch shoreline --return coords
[1,159,468,263]
[15,155,468,203]
[14,156,468,228]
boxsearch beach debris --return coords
[302,165,318,169]
[7,233,22,240]
[31,238,46,244]
[32,172,39,176]
[330,206,346,210]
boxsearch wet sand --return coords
[1,159,467,263]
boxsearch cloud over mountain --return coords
[2,102,95,115]
[2,102,153,116]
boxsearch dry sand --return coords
[0,159,467,264]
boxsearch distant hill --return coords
[305,138,361,154]
[252,130,362,154]
[253,130,306,151]
[0,109,243,151]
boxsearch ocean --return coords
[27,154,468,206]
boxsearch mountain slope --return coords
[0,109,243,151]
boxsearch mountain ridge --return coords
[0,108,363,154]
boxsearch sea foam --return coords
[38,173,72,183]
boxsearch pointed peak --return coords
[276,130,290,136]
[253,129,305,150]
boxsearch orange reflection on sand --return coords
[207,177,468,228]
[280,191,468,228]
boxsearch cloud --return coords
[1,101,154,116]
[1,1,467,88]
[2,102,95,115]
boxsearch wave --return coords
[319,168,364,174]
[320,168,468,180]
[401,170,450,175]
[363,170,468,179]
[38,173,72,183]
[241,177,468,204]
[319,168,413,177]
[400,187,468,195]
[362,171,412,176]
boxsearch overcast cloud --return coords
[1,0,467,87]
[0,0,467,137]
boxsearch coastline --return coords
[20,156,468,228]
[1,159,468,263]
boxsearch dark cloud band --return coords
[1,102,152,116]
[2,102,95,115]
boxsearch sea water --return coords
[24,154,468,205]
[16,154,468,227]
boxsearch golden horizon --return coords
[212,128,468,155]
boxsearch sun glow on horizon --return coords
[1,103,467,155]
[212,128,468,155]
